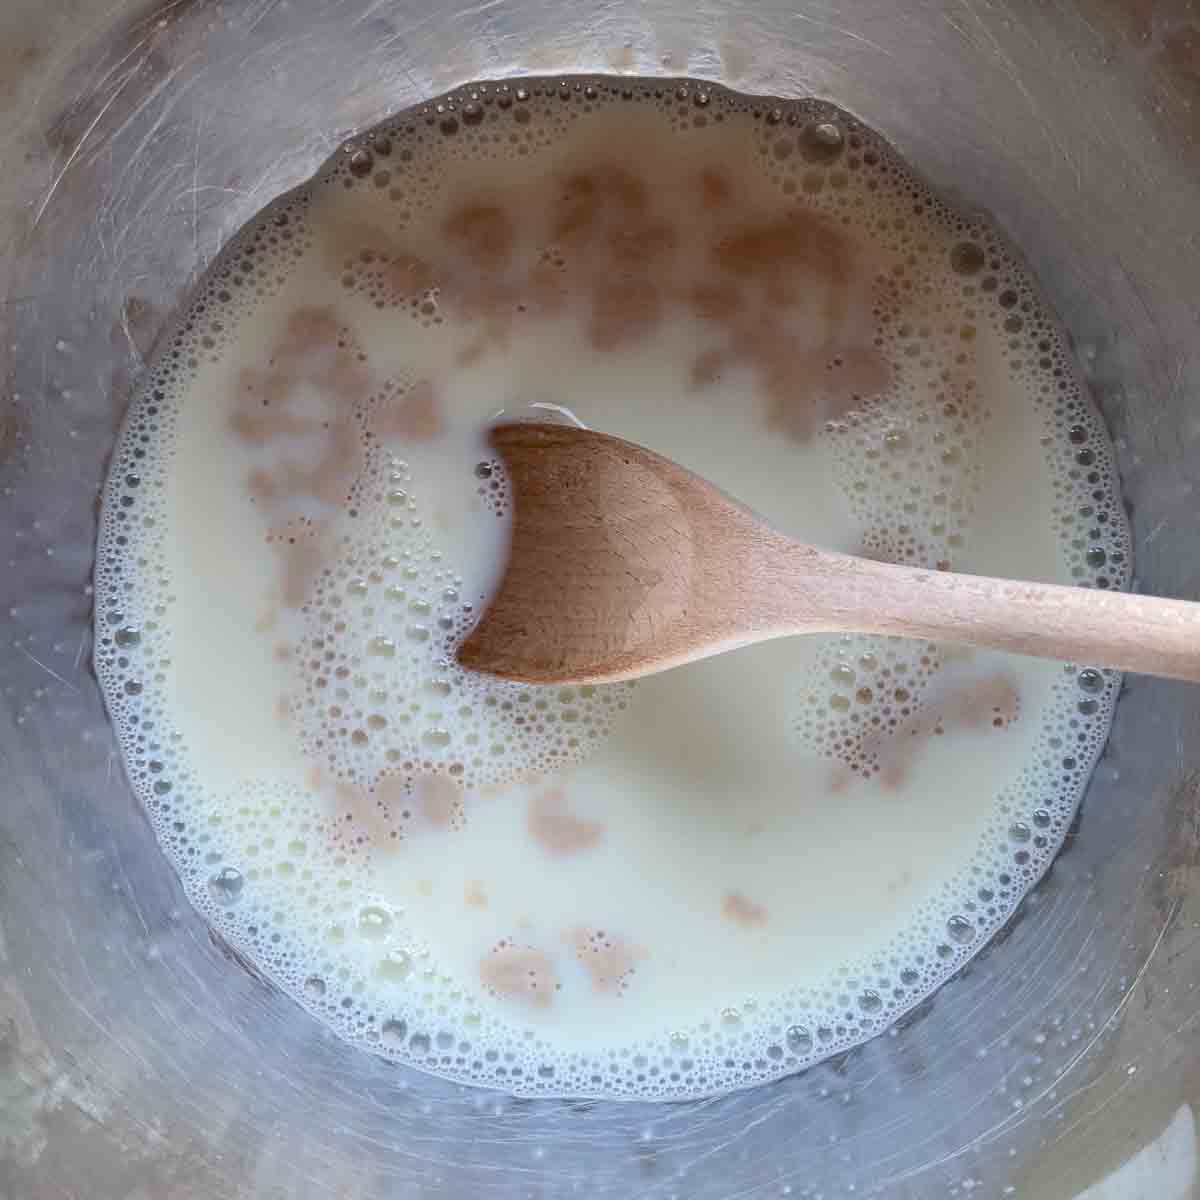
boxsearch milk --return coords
[94,77,1128,1098]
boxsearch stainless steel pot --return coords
[2,1,1198,1196]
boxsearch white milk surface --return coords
[95,78,1129,1098]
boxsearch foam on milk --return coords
[94,77,1130,1099]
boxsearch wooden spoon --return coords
[456,421,1200,686]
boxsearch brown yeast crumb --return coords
[528,786,604,856]
[699,168,732,209]
[443,203,515,271]
[834,672,1022,791]
[567,928,644,994]
[372,379,442,441]
[722,891,768,928]
[414,772,464,829]
[479,941,559,1008]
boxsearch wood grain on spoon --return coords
[456,422,1200,685]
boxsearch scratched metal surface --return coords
[1,1,1199,1197]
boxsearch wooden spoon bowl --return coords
[457,422,1200,686]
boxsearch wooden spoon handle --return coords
[789,551,1200,682]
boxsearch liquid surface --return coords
[95,77,1129,1099]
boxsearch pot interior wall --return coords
[1,1,1198,1197]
